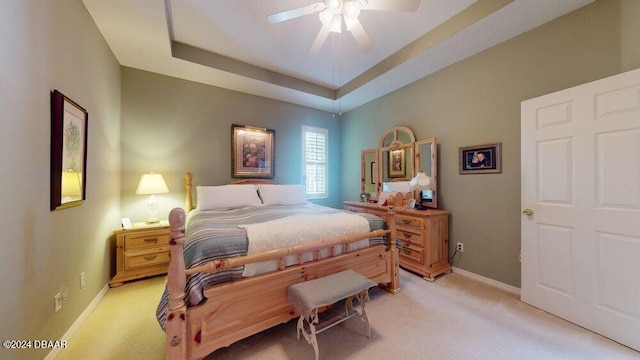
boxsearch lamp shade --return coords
[136,173,169,195]
[410,172,435,191]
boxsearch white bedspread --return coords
[239,212,370,277]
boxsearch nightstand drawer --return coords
[125,232,170,251]
[344,204,364,213]
[397,226,425,248]
[125,249,170,270]
[396,215,425,229]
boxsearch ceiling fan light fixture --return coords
[329,14,342,33]
[343,0,362,18]
[327,0,342,11]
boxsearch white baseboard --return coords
[452,266,521,296]
[44,282,110,360]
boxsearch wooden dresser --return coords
[344,201,451,281]
[109,221,171,287]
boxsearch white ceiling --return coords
[83,0,594,113]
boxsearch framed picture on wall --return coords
[50,90,88,211]
[459,142,502,174]
[232,124,275,179]
[388,148,406,178]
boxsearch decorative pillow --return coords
[258,184,308,206]
[196,185,262,210]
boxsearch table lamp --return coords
[136,172,169,224]
[410,172,435,210]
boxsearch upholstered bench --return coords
[286,269,377,360]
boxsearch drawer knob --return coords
[144,237,158,243]
[402,232,413,239]
[144,254,158,261]
[402,219,411,225]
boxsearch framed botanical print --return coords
[388,148,406,178]
[232,124,275,179]
[50,90,88,210]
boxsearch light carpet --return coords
[55,270,639,359]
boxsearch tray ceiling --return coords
[83,0,594,113]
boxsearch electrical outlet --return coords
[457,242,464,252]
[80,272,85,289]
[54,293,62,312]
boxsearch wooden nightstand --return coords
[109,221,171,287]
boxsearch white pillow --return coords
[196,185,262,210]
[258,184,308,206]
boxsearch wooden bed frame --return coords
[165,173,401,360]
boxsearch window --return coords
[302,125,328,199]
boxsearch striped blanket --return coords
[156,203,388,330]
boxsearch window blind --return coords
[302,126,328,199]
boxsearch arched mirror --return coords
[414,137,438,209]
[378,127,416,193]
[359,126,438,208]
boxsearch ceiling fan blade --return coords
[349,21,373,52]
[310,25,331,54]
[362,0,420,12]
[268,2,327,24]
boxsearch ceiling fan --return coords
[268,0,421,54]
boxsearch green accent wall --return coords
[120,68,343,220]
[0,1,121,359]
[340,0,640,287]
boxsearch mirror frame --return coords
[414,137,438,209]
[361,148,378,200]
[359,127,438,208]
[378,127,416,195]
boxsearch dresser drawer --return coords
[125,232,170,251]
[400,243,423,264]
[397,226,425,248]
[125,249,170,270]
[395,214,425,229]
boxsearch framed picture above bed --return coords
[232,124,275,179]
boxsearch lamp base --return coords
[415,200,430,211]
[145,218,160,224]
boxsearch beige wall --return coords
[341,0,640,287]
[120,68,342,221]
[0,1,121,359]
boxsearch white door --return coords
[521,68,640,351]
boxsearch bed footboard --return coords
[165,202,400,360]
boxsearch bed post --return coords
[166,208,188,360]
[385,196,401,294]
[185,172,193,212]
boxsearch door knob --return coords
[522,208,534,216]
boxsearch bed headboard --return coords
[184,172,278,212]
